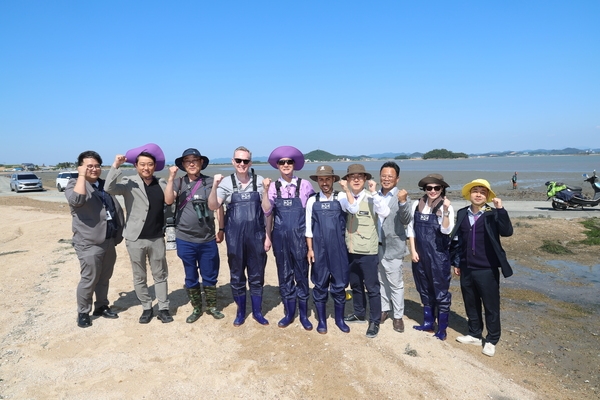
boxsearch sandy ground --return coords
[0,182,598,399]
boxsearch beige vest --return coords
[345,194,378,255]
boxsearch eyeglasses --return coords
[183,158,201,165]
[425,185,442,192]
[234,158,251,165]
[348,174,365,181]
[86,165,101,170]
[277,159,295,166]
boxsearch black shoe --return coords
[366,322,380,338]
[77,313,92,328]
[139,309,154,324]
[157,309,174,323]
[344,313,366,323]
[93,305,119,319]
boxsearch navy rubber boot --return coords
[251,295,269,325]
[298,300,313,331]
[434,312,449,341]
[233,295,246,327]
[315,302,327,334]
[278,298,296,328]
[334,303,350,333]
[413,306,435,332]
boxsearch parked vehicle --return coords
[56,171,79,192]
[546,171,600,210]
[10,173,43,193]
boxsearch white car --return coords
[56,171,79,192]
[10,173,43,192]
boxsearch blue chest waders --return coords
[272,179,312,330]
[412,209,452,338]
[225,171,268,326]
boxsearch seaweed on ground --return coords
[540,240,573,254]
[578,218,600,245]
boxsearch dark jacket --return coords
[449,205,513,278]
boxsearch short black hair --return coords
[77,151,102,166]
[137,151,156,164]
[380,161,400,177]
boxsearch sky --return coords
[1,1,598,166]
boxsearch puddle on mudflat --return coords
[506,259,599,306]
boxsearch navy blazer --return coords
[449,205,514,278]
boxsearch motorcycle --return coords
[545,171,600,210]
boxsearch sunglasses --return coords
[277,159,295,166]
[234,158,251,165]
[425,185,442,192]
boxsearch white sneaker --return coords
[456,335,482,345]
[482,342,496,357]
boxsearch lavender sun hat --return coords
[267,146,305,170]
[125,143,166,171]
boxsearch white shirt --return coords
[338,189,390,215]
[406,199,455,237]
[305,191,348,238]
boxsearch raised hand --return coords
[368,179,377,193]
[443,196,451,209]
[339,179,348,192]
[169,165,179,178]
[213,174,224,186]
[492,197,503,209]
[113,154,127,168]
[397,188,408,203]
[262,177,272,192]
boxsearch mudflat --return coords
[0,191,598,398]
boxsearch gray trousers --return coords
[74,238,117,314]
[126,237,170,310]
[378,247,405,319]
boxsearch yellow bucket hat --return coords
[461,179,496,202]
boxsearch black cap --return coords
[174,148,210,171]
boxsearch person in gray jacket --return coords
[375,162,412,333]
[105,143,173,324]
[66,150,124,328]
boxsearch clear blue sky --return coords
[1,1,598,165]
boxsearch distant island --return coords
[6,147,595,171]
[300,147,597,162]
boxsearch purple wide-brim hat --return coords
[125,143,166,171]
[268,146,305,170]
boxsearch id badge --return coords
[106,210,113,220]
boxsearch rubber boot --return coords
[204,286,224,319]
[298,300,313,331]
[315,302,327,334]
[185,287,203,324]
[334,303,350,333]
[434,312,449,340]
[233,294,246,327]
[278,298,296,328]
[251,295,269,325]
[413,306,435,332]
